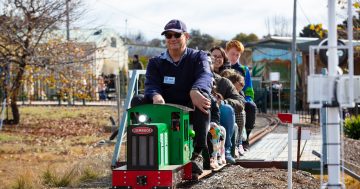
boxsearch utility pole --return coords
[290,0,297,114]
[326,0,341,188]
[288,1,297,189]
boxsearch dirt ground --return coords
[0,107,359,189]
[0,106,118,189]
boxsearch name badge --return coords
[163,76,175,84]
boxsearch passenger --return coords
[131,19,213,173]
[209,48,244,163]
[207,122,224,169]
[225,40,257,151]
[208,80,226,168]
[220,69,247,155]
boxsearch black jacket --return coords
[213,73,244,112]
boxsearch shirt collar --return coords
[160,48,188,65]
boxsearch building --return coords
[27,28,128,101]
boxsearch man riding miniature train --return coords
[131,19,213,174]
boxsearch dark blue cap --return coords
[161,19,187,35]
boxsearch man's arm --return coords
[190,89,211,114]
[190,51,213,113]
[144,58,163,101]
[192,51,213,94]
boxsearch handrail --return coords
[111,69,146,167]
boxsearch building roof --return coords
[45,28,125,46]
[246,36,360,53]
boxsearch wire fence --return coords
[254,88,319,124]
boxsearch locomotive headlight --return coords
[138,114,147,123]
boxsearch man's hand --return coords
[190,89,211,114]
[152,94,165,104]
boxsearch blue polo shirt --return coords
[144,48,213,106]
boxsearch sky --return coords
[76,0,349,41]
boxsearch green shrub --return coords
[344,115,360,139]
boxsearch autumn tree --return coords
[232,33,259,44]
[188,29,215,51]
[0,0,92,124]
[299,24,327,38]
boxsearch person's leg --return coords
[219,103,236,164]
[190,92,211,169]
[238,110,246,155]
[244,101,256,150]
[218,126,226,165]
[231,123,239,158]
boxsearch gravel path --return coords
[73,115,360,189]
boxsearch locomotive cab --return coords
[112,103,195,188]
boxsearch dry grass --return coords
[11,170,37,189]
[42,166,77,187]
[0,106,118,189]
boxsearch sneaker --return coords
[238,145,245,156]
[210,157,220,170]
[243,141,250,151]
[225,153,236,164]
[217,156,226,165]
[234,146,240,159]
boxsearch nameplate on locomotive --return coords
[132,127,153,135]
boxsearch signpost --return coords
[278,113,300,189]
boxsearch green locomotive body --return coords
[112,104,196,188]
[126,103,194,169]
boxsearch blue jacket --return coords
[145,48,213,106]
[231,62,254,102]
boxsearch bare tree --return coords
[265,15,291,37]
[265,17,271,36]
[0,0,88,124]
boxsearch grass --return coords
[0,133,22,142]
[42,166,76,187]
[20,106,114,125]
[79,167,100,182]
[11,171,37,189]
[1,106,118,189]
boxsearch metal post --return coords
[288,122,293,189]
[348,0,354,106]
[290,0,297,114]
[296,126,301,169]
[278,87,281,112]
[270,82,273,113]
[116,75,121,127]
[327,1,341,188]
[320,108,328,165]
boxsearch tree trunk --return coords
[9,64,26,124]
[10,95,19,124]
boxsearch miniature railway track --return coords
[248,113,280,146]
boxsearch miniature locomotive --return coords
[112,103,195,189]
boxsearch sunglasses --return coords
[164,32,182,39]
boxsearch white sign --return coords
[270,72,280,82]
